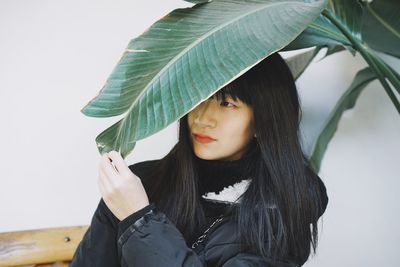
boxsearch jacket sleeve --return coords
[69,160,158,266]
[69,198,121,267]
[221,253,298,267]
[69,198,155,266]
[117,207,204,266]
[116,207,298,267]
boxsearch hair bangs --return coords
[213,79,253,106]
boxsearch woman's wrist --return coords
[118,203,157,235]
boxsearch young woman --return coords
[70,52,328,267]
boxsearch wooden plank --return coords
[0,226,88,267]
[15,262,69,267]
[35,262,69,266]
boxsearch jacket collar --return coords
[194,138,259,200]
[201,178,251,205]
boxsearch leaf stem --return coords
[322,9,400,114]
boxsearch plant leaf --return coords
[309,67,377,172]
[327,0,362,40]
[184,0,212,3]
[284,13,352,50]
[361,0,400,58]
[368,51,400,95]
[320,9,400,112]
[287,0,400,58]
[81,0,328,157]
[285,47,322,80]
[285,0,363,52]
[319,44,346,60]
[284,0,400,171]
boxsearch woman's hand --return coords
[98,150,150,221]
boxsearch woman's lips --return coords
[193,133,216,144]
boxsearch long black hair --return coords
[146,52,326,262]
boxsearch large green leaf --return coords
[284,0,363,51]
[309,67,377,172]
[283,14,352,50]
[81,0,328,158]
[361,0,400,58]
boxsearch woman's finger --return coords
[107,151,130,176]
[100,153,118,185]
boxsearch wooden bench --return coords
[0,226,88,267]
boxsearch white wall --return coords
[0,1,399,266]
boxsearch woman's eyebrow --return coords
[210,92,241,104]
[225,95,240,103]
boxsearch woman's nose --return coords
[194,99,216,128]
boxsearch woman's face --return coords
[187,93,255,161]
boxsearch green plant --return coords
[81,0,399,173]
[285,0,400,171]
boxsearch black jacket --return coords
[70,159,328,267]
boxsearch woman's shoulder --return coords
[128,159,161,173]
[128,159,162,188]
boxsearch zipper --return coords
[191,214,224,249]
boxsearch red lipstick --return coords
[193,133,216,144]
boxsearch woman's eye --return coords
[220,101,235,107]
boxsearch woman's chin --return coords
[193,149,218,160]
